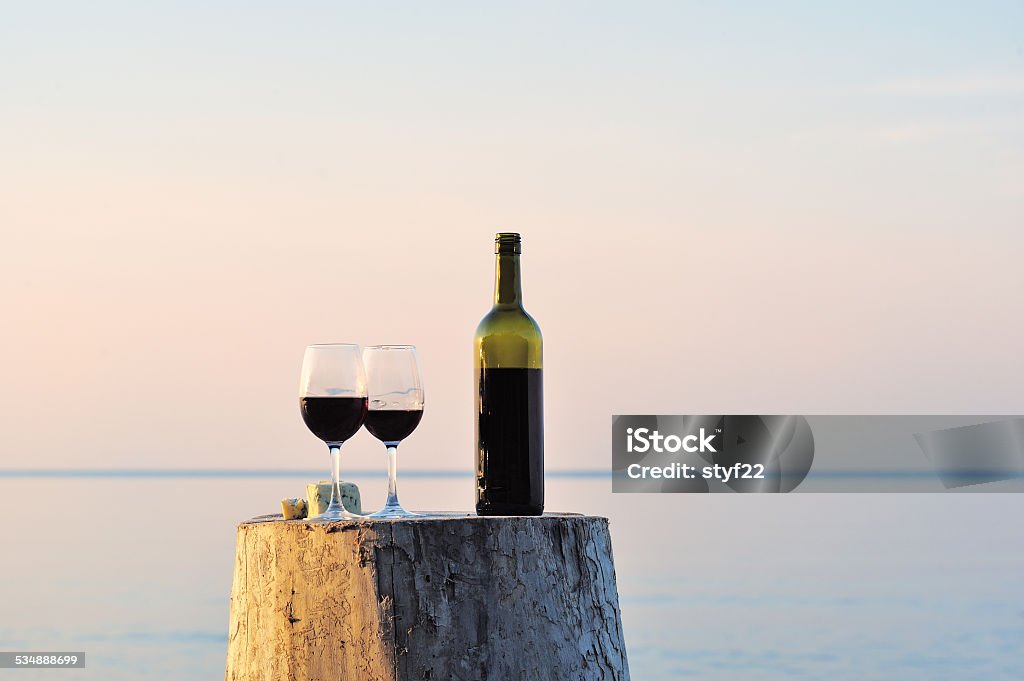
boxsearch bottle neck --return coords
[493,253,523,308]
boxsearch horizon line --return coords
[0,467,610,479]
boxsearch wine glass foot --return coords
[319,502,364,520]
[368,504,421,519]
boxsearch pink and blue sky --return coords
[2,2,1022,471]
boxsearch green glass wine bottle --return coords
[475,233,544,516]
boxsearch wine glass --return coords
[299,344,368,520]
[363,345,424,518]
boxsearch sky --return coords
[2,1,1023,471]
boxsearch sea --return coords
[1,471,1021,680]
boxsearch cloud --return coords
[876,74,1024,97]
[789,117,1022,146]
[867,120,991,143]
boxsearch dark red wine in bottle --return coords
[474,233,544,516]
[300,396,368,443]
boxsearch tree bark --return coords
[225,514,630,681]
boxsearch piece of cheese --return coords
[306,481,362,518]
[281,497,307,520]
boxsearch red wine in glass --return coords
[298,344,368,520]
[363,345,425,518]
[364,409,423,443]
[301,397,368,443]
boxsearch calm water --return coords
[1,474,1022,680]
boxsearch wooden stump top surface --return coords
[240,511,600,528]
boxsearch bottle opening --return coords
[495,232,522,254]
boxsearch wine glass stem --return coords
[385,444,400,509]
[328,444,344,512]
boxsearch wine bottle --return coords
[475,232,544,516]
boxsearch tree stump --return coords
[225,514,630,681]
